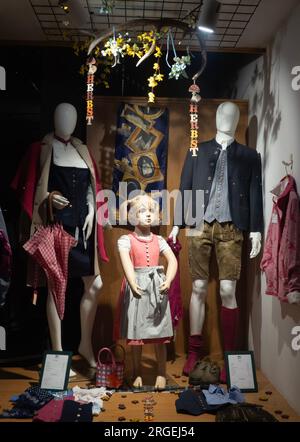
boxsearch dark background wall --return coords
[0,44,259,364]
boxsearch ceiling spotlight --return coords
[198,0,220,34]
[58,1,70,13]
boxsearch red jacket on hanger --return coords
[261,175,300,303]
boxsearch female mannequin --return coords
[169,102,263,381]
[48,103,100,368]
[12,103,108,370]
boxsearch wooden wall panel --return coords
[88,97,249,363]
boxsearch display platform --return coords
[0,355,299,423]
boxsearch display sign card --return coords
[225,351,258,393]
[40,351,73,391]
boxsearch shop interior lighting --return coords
[198,0,221,34]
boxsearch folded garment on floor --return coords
[59,400,93,422]
[0,385,54,419]
[33,396,74,422]
[216,403,278,422]
[203,384,245,405]
[175,389,228,416]
[51,390,74,399]
[0,408,35,419]
[10,389,72,404]
[13,385,54,410]
[72,385,113,416]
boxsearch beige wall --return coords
[233,3,300,415]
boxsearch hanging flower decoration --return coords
[96,29,165,103]
[154,46,162,58]
[101,32,132,67]
[186,12,198,30]
[99,0,115,15]
[169,55,191,80]
[76,20,206,120]
[165,29,191,81]
[148,60,164,103]
[134,31,164,102]
[76,29,191,103]
[84,20,207,162]
[127,43,143,58]
[148,92,156,104]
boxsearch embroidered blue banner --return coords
[113,103,169,211]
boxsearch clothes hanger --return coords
[271,154,293,196]
[282,154,293,177]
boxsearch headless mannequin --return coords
[169,102,262,379]
[47,103,102,372]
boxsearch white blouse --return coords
[53,140,88,169]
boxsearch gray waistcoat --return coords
[204,148,232,223]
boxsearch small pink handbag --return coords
[96,345,125,389]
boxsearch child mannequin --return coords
[117,195,177,389]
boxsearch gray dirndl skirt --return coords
[119,266,173,341]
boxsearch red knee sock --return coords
[220,306,239,383]
[182,334,204,376]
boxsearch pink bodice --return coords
[128,233,159,267]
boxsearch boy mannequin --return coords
[169,102,263,382]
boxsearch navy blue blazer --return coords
[175,139,263,233]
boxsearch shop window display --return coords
[0,0,300,425]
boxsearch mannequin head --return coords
[127,194,159,227]
[216,102,240,137]
[54,103,77,140]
